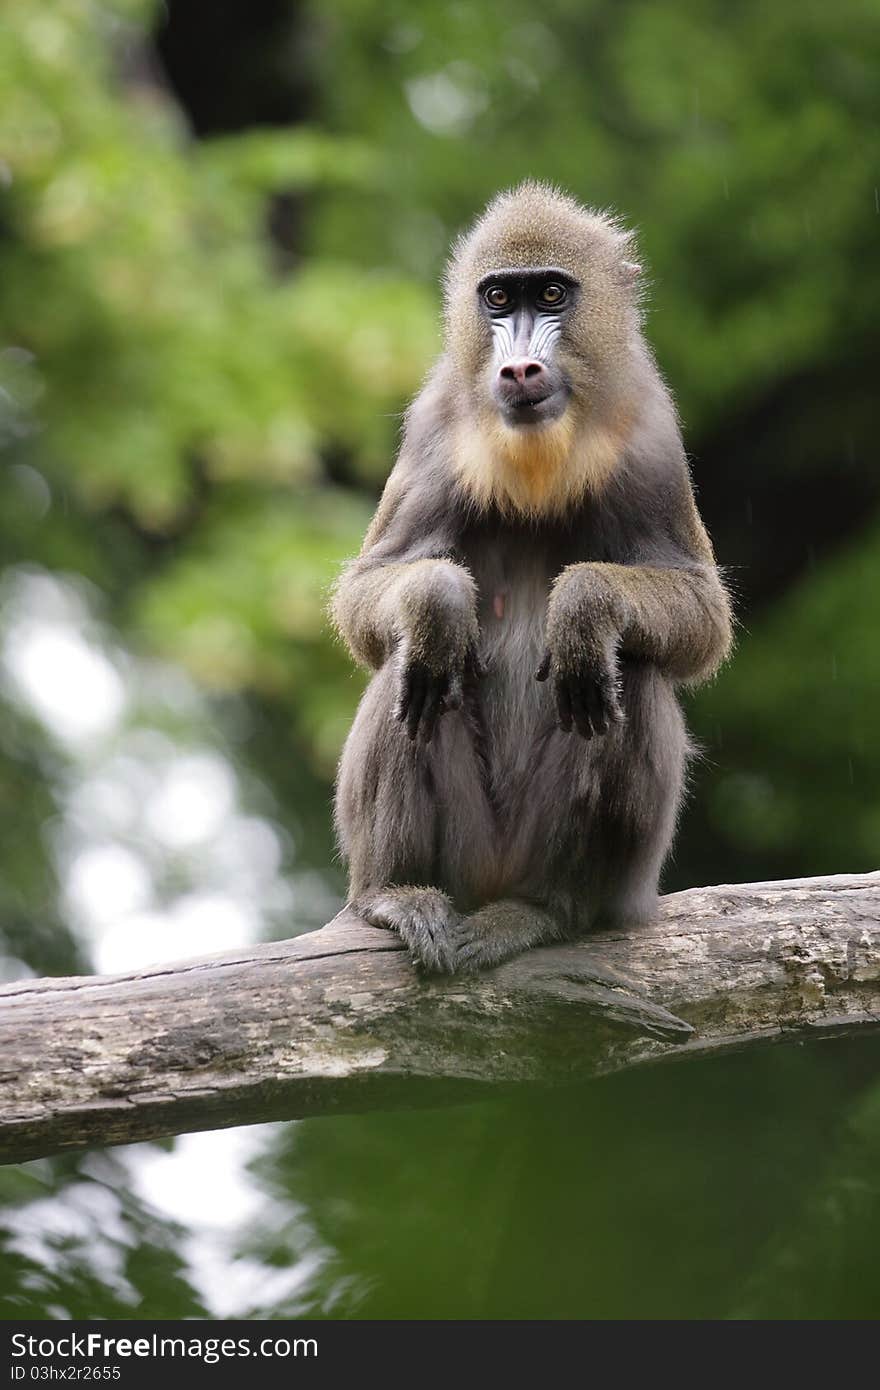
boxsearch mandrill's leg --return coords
[339,662,498,974]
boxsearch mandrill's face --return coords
[444,185,643,517]
[477,266,577,428]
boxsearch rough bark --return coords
[1,872,879,1164]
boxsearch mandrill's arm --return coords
[331,454,479,742]
[539,468,733,738]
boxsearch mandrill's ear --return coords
[619,260,643,284]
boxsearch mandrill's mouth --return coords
[498,383,571,427]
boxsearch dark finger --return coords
[536,648,552,682]
[420,680,443,744]
[555,676,573,732]
[584,681,609,735]
[406,671,427,740]
[570,684,594,739]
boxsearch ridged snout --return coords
[494,357,552,407]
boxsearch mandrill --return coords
[332,182,732,974]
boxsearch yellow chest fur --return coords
[453,412,624,518]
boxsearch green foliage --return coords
[0,0,434,770]
[1,0,880,1327]
[3,0,879,820]
[313,0,880,432]
[693,520,880,876]
[0,2,428,520]
[137,486,372,768]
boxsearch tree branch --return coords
[2,872,879,1164]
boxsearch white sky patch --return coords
[3,620,125,745]
[204,816,284,895]
[405,64,488,135]
[187,1244,325,1320]
[0,1180,139,1308]
[93,893,258,974]
[68,770,143,837]
[65,842,153,936]
[0,566,341,1317]
[130,1128,269,1231]
[124,1126,328,1317]
[167,892,258,956]
[144,753,236,850]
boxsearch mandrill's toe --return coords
[354,886,462,974]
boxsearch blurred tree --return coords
[304,0,880,885]
[0,0,436,784]
[1,0,880,1326]
[0,0,878,918]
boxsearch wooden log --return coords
[1,872,879,1164]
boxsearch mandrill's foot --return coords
[445,899,563,973]
[354,886,464,975]
[354,890,563,976]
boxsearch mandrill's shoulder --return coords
[401,357,461,454]
[389,360,472,500]
[593,391,716,568]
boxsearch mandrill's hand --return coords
[537,564,628,738]
[393,560,484,743]
[395,642,487,743]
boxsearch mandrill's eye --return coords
[484,284,510,310]
[538,282,566,307]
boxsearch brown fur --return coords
[331,183,732,975]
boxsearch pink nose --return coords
[498,358,546,387]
